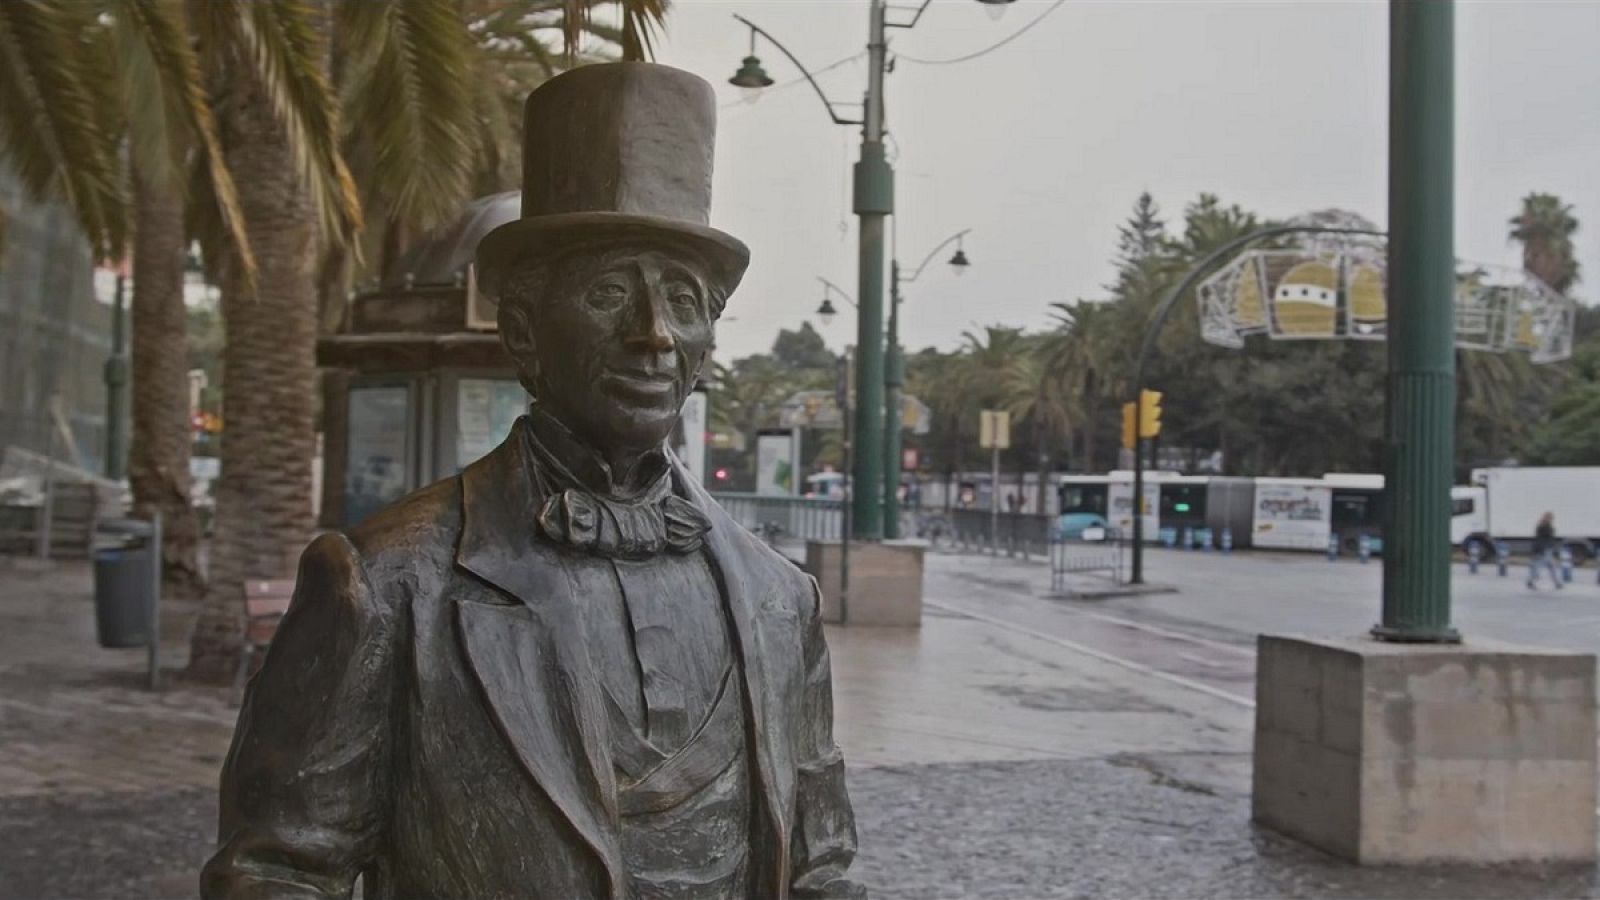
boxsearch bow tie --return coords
[536,488,711,560]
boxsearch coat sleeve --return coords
[201,532,401,899]
[789,576,868,900]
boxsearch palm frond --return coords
[0,0,127,259]
[617,0,668,62]
[203,0,362,246]
[116,0,257,284]
[339,0,478,234]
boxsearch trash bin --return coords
[93,519,156,648]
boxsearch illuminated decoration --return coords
[1197,210,1576,363]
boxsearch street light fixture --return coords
[730,2,1006,541]
[729,29,774,100]
[884,228,971,537]
[949,244,971,275]
[815,276,857,329]
[978,0,1018,19]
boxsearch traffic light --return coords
[1121,402,1136,450]
[1138,389,1163,438]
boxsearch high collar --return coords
[525,405,672,501]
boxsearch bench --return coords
[0,481,115,558]
[232,578,296,704]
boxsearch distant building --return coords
[0,165,110,472]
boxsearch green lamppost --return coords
[732,0,1014,540]
[884,230,969,539]
[1375,0,1458,642]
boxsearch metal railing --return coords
[1050,529,1125,595]
[711,493,844,543]
[947,509,1056,559]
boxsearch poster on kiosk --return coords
[755,430,799,496]
[1109,481,1159,540]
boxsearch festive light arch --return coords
[1196,211,1576,364]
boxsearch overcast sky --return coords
[649,0,1600,360]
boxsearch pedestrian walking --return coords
[1527,511,1563,590]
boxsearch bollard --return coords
[1560,546,1574,583]
[1199,528,1212,552]
[1356,533,1371,564]
[1220,527,1233,555]
[1327,534,1339,562]
[1495,541,1509,577]
[1467,540,1480,574]
[1185,528,1196,551]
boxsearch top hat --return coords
[475,63,750,303]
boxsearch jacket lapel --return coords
[455,422,624,898]
[675,455,796,894]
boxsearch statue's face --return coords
[500,244,717,454]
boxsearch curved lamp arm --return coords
[1132,225,1385,393]
[1125,223,1385,583]
[818,275,858,308]
[734,15,864,126]
[902,228,972,283]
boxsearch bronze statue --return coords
[203,63,863,900]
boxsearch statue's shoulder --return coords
[343,475,464,571]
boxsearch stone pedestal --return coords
[1252,635,1597,864]
[805,540,923,627]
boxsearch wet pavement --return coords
[3,548,1599,898]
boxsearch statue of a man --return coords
[203,63,863,900]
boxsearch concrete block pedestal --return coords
[805,540,923,627]
[1252,635,1597,864]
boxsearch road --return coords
[924,546,1600,707]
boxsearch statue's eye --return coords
[670,289,698,309]
[588,280,628,308]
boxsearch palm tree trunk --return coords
[187,65,320,681]
[129,161,205,601]
[1034,434,1050,514]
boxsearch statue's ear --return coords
[497,299,541,391]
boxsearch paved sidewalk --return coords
[3,553,1599,898]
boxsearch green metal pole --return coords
[851,0,891,541]
[104,274,128,481]
[883,260,903,540]
[1374,0,1458,643]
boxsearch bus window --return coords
[1331,491,1383,529]
[1160,485,1206,522]
[1058,484,1108,516]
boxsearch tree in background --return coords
[1526,338,1600,465]
[192,0,669,679]
[1510,191,1596,466]
[771,321,836,370]
[2,0,272,603]
[1510,192,1580,295]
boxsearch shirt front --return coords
[522,409,751,898]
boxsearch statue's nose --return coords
[623,293,676,353]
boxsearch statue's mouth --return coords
[604,368,677,398]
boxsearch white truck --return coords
[1452,467,1600,559]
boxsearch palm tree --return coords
[1509,192,1580,295]
[187,0,668,678]
[0,2,126,261]
[4,0,672,676]
[1042,300,1127,472]
[3,0,267,601]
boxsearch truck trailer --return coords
[1453,467,1600,559]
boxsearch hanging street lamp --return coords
[884,228,971,538]
[730,1,1008,540]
